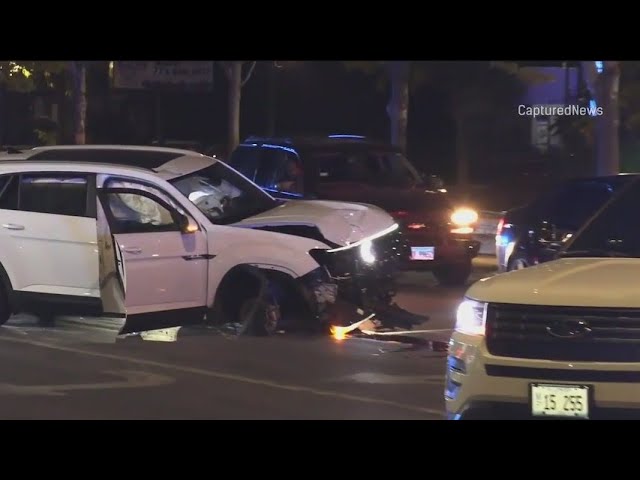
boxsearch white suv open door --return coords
[96,196,127,320]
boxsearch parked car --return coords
[496,174,640,272]
[229,135,480,286]
[0,145,405,335]
[447,174,640,419]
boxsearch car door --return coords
[0,172,98,297]
[0,170,126,319]
[96,175,209,331]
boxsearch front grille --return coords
[486,303,640,362]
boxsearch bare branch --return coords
[241,61,257,87]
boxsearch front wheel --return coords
[507,254,530,271]
[433,262,472,287]
[238,297,281,336]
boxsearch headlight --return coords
[455,299,487,335]
[451,208,478,226]
[359,239,375,264]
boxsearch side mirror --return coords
[178,214,199,234]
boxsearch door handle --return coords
[2,223,24,230]
[122,246,142,254]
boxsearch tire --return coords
[433,262,472,287]
[507,254,530,272]
[238,297,281,336]
[0,285,10,326]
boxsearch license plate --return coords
[410,246,434,261]
[530,383,590,419]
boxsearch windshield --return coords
[310,150,422,187]
[168,162,279,225]
[564,178,640,258]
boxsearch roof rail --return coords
[327,134,366,139]
[244,136,293,145]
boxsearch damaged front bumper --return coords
[299,229,428,331]
[299,268,427,332]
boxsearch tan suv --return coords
[446,176,640,420]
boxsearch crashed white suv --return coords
[0,145,403,335]
[447,175,640,419]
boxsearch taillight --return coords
[496,218,505,235]
[392,210,410,218]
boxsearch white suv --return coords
[0,145,403,335]
[447,176,640,419]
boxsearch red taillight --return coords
[496,218,505,235]
[407,223,426,230]
[392,210,409,218]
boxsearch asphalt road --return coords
[0,256,498,420]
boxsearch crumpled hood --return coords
[467,258,640,308]
[233,199,397,246]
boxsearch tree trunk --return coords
[0,83,5,147]
[582,61,620,176]
[70,61,87,145]
[266,61,277,136]
[227,62,242,156]
[595,61,620,175]
[386,61,410,152]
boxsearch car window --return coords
[0,175,18,210]
[105,178,184,213]
[229,146,261,182]
[258,148,304,195]
[566,179,640,256]
[102,178,184,234]
[19,174,89,217]
[103,191,178,234]
[539,181,613,230]
[311,150,420,187]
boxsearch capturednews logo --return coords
[518,104,604,116]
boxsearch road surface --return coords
[0,256,497,420]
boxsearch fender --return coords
[204,226,330,307]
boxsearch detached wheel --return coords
[238,297,281,336]
[433,262,472,287]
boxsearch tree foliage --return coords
[0,61,67,92]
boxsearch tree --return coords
[0,61,88,145]
[219,61,257,155]
[582,60,621,176]
[69,61,87,145]
[346,61,541,186]
[432,61,533,187]
[344,61,414,152]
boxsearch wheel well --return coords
[0,263,12,293]
[212,265,313,327]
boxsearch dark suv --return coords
[497,174,640,272]
[229,135,481,286]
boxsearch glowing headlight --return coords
[359,239,375,264]
[455,299,487,336]
[451,208,478,226]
